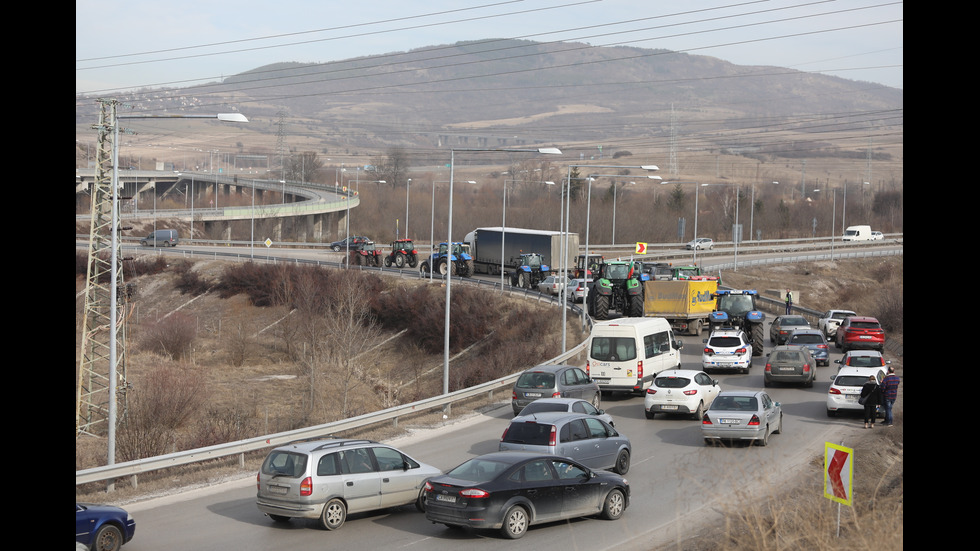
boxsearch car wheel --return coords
[92,524,123,551]
[501,505,529,539]
[601,488,626,520]
[268,514,291,523]
[645,410,656,419]
[332,245,341,252]
[692,401,704,421]
[757,425,770,446]
[140,240,147,247]
[320,498,347,530]
[613,449,631,475]
[826,409,836,418]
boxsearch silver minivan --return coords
[255,438,441,530]
[140,229,179,247]
[499,411,631,474]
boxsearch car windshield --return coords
[655,376,692,388]
[604,264,630,279]
[516,371,556,389]
[710,395,758,411]
[502,422,555,445]
[446,457,512,483]
[708,336,743,347]
[590,337,637,362]
[789,334,824,344]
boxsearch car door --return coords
[516,459,564,522]
[695,372,720,406]
[338,448,382,513]
[552,459,601,517]
[760,393,779,434]
[373,446,418,508]
[583,417,619,469]
[559,367,589,399]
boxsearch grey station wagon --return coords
[511,364,600,416]
[498,411,631,474]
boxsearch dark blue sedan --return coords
[76,503,136,551]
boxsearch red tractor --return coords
[347,241,383,267]
[383,239,418,268]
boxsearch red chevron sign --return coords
[824,442,853,506]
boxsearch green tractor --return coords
[587,260,648,320]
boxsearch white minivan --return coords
[841,225,872,241]
[586,318,684,395]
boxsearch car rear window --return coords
[835,375,873,387]
[261,451,308,478]
[516,372,556,389]
[520,402,567,415]
[850,321,881,329]
[708,336,743,347]
[502,421,555,445]
[790,334,824,344]
[655,376,692,388]
[710,395,758,410]
[771,350,803,362]
[848,356,884,367]
[591,337,637,361]
[781,317,808,325]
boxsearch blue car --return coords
[76,503,136,551]
[785,328,830,366]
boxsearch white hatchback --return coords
[701,328,752,373]
[826,366,887,417]
[644,369,721,420]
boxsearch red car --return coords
[835,316,885,352]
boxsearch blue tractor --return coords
[709,290,766,356]
[510,252,549,289]
[419,242,474,277]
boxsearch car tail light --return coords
[748,415,761,426]
[424,481,433,492]
[646,388,658,395]
[512,391,518,400]
[765,363,772,372]
[702,414,712,425]
[460,488,489,498]
[817,344,828,349]
[683,389,698,395]
[500,427,509,441]
[552,391,562,398]
[703,347,714,355]
[637,360,643,379]
[300,476,313,496]
[256,472,261,491]
[585,361,591,377]
[735,347,747,354]
[828,387,842,395]
[803,364,811,373]
[549,424,557,446]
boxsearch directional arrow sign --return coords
[635,242,647,254]
[824,442,853,506]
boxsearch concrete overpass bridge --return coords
[75,169,354,242]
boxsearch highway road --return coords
[118,314,872,551]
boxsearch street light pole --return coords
[443,147,562,397]
[405,178,411,239]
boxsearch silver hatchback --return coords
[511,364,600,416]
[256,438,441,530]
[499,411,632,474]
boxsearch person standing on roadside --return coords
[784,289,793,314]
[860,375,882,429]
[881,366,900,426]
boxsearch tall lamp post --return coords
[405,178,411,240]
[443,147,562,397]
[101,110,247,467]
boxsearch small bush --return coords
[140,312,196,360]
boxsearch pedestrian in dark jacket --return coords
[860,376,882,428]
[881,366,900,426]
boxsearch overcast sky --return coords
[75,0,903,95]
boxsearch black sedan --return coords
[424,451,629,539]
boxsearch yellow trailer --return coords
[642,279,718,336]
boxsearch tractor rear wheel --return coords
[395,253,405,268]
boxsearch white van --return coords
[841,225,872,241]
[586,318,684,395]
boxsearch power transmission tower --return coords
[276,110,287,180]
[77,99,131,437]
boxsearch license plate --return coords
[720,418,739,424]
[859,335,872,339]
[594,378,610,384]
[524,393,541,398]
[268,485,288,495]
[436,494,457,503]
[845,394,859,402]
[779,367,795,371]
[661,405,678,410]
